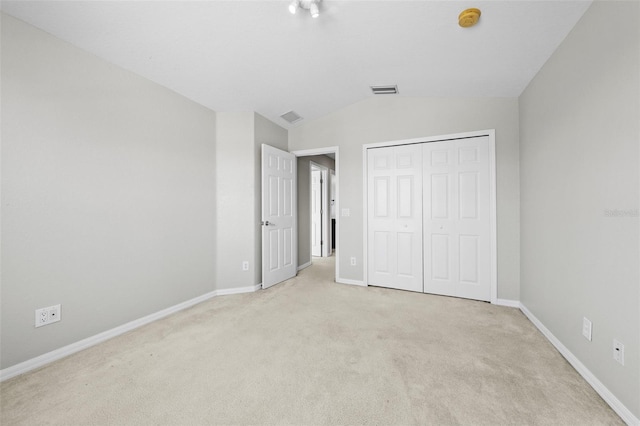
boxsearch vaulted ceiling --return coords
[1,1,592,128]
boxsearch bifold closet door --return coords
[423,137,491,301]
[367,144,423,292]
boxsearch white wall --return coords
[519,1,639,418]
[1,14,217,369]
[215,112,287,290]
[215,112,255,290]
[289,97,520,299]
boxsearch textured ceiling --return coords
[1,0,592,128]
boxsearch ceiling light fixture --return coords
[309,3,320,18]
[289,0,322,18]
[289,0,300,15]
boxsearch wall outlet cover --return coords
[613,339,624,365]
[35,304,61,328]
[582,317,592,341]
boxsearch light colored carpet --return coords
[1,256,622,425]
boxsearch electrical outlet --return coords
[37,309,48,325]
[342,208,350,217]
[35,304,61,328]
[582,317,592,341]
[613,340,624,365]
[350,257,356,266]
[242,261,249,271]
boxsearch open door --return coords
[311,163,330,258]
[262,144,297,289]
[311,167,322,257]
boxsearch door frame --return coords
[291,147,340,283]
[362,129,498,303]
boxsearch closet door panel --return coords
[372,231,391,274]
[367,144,423,292]
[423,143,457,297]
[424,137,491,301]
[430,234,450,281]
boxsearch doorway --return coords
[291,147,339,283]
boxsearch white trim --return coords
[291,147,340,285]
[362,129,496,150]
[297,261,312,271]
[362,145,369,286]
[336,278,366,287]
[362,129,497,304]
[520,303,639,426]
[216,284,261,296]
[486,130,498,304]
[494,298,520,308]
[0,286,261,382]
[291,146,339,157]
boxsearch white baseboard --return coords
[297,261,312,271]
[0,285,261,382]
[336,278,366,287]
[216,284,261,296]
[520,303,638,426]
[494,298,521,308]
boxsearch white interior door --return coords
[311,168,322,257]
[423,136,491,301]
[321,168,330,257]
[367,144,423,292]
[262,144,297,289]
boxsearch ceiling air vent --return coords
[371,85,398,95]
[280,110,303,124]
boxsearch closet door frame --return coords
[362,129,498,303]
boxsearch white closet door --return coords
[423,137,491,301]
[367,144,423,292]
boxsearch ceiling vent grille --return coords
[371,85,398,95]
[280,110,303,124]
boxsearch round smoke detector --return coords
[459,8,481,28]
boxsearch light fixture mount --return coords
[289,0,322,18]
